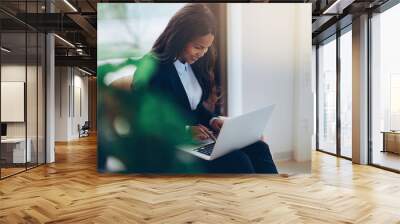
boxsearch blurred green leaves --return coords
[98,56,205,173]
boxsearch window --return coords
[316,25,353,159]
[98,3,184,62]
[390,74,400,130]
[370,2,400,171]
[0,1,46,179]
[340,28,352,158]
[317,37,337,154]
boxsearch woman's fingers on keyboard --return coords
[198,125,214,139]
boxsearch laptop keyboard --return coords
[195,143,215,156]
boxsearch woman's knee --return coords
[245,141,271,153]
[208,150,255,173]
[260,141,272,155]
[240,141,275,164]
[241,141,278,174]
[253,140,269,150]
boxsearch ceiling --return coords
[311,0,391,43]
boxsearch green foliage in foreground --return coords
[97,56,206,173]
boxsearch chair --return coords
[79,121,90,138]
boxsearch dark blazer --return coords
[133,55,216,128]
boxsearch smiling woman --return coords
[131,3,278,174]
[180,34,214,65]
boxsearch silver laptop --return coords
[178,104,275,160]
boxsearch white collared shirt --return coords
[173,60,202,110]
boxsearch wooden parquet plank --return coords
[1,134,400,223]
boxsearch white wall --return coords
[312,45,317,151]
[292,6,313,162]
[55,67,68,141]
[72,73,89,138]
[227,4,243,117]
[227,4,312,162]
[55,67,89,141]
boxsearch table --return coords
[381,131,400,154]
[1,138,31,163]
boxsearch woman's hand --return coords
[210,117,225,133]
[189,125,216,141]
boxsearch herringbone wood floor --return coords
[1,135,400,224]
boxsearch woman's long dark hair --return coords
[151,3,217,102]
